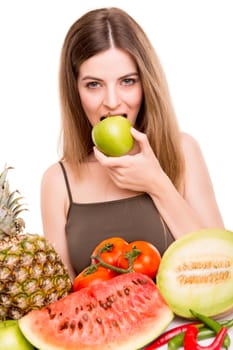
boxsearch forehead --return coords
[78,48,138,78]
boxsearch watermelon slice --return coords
[19,272,173,350]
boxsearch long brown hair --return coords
[59,7,184,191]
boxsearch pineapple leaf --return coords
[13,208,29,218]
[8,195,26,211]
[0,166,14,186]
[0,165,27,237]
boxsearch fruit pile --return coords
[0,165,169,349]
[1,164,233,349]
[73,237,161,291]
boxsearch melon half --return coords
[157,228,233,318]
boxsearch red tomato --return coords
[73,266,115,292]
[117,241,161,279]
[91,237,128,267]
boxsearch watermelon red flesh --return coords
[19,272,174,350]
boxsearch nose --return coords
[103,85,121,110]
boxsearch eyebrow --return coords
[80,72,139,81]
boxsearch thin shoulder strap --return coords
[59,161,73,204]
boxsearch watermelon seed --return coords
[46,306,51,314]
[46,306,57,320]
[124,287,130,296]
[49,313,56,320]
[106,301,112,308]
[96,317,102,324]
[86,302,95,311]
[82,313,89,321]
[132,279,139,285]
[107,295,116,303]
[78,321,83,329]
[117,290,123,297]
[69,320,76,331]
[99,301,109,310]
[112,320,119,328]
[58,320,69,331]
[136,278,147,285]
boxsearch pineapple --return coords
[0,166,72,321]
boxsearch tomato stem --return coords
[83,264,100,276]
[91,243,141,274]
[92,255,133,273]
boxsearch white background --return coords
[0,0,232,234]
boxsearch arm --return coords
[93,128,224,239]
[150,133,224,238]
[40,163,76,280]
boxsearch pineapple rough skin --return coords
[0,166,72,320]
[0,234,72,320]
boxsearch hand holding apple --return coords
[94,127,164,194]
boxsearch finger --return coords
[93,147,125,167]
[130,127,151,154]
[93,147,109,164]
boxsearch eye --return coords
[86,81,101,89]
[121,78,136,86]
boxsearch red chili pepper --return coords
[144,322,202,349]
[184,325,227,350]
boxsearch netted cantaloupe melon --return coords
[157,228,233,318]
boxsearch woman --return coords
[40,7,224,279]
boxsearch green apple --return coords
[91,116,134,156]
[0,320,34,349]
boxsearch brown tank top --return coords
[59,162,175,275]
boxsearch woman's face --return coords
[77,48,143,127]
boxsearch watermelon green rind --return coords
[157,228,233,318]
[19,272,174,350]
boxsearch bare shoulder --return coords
[41,162,65,192]
[180,132,203,160]
[181,132,201,151]
[42,162,61,178]
[41,162,62,182]
[180,132,211,182]
[40,162,69,214]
